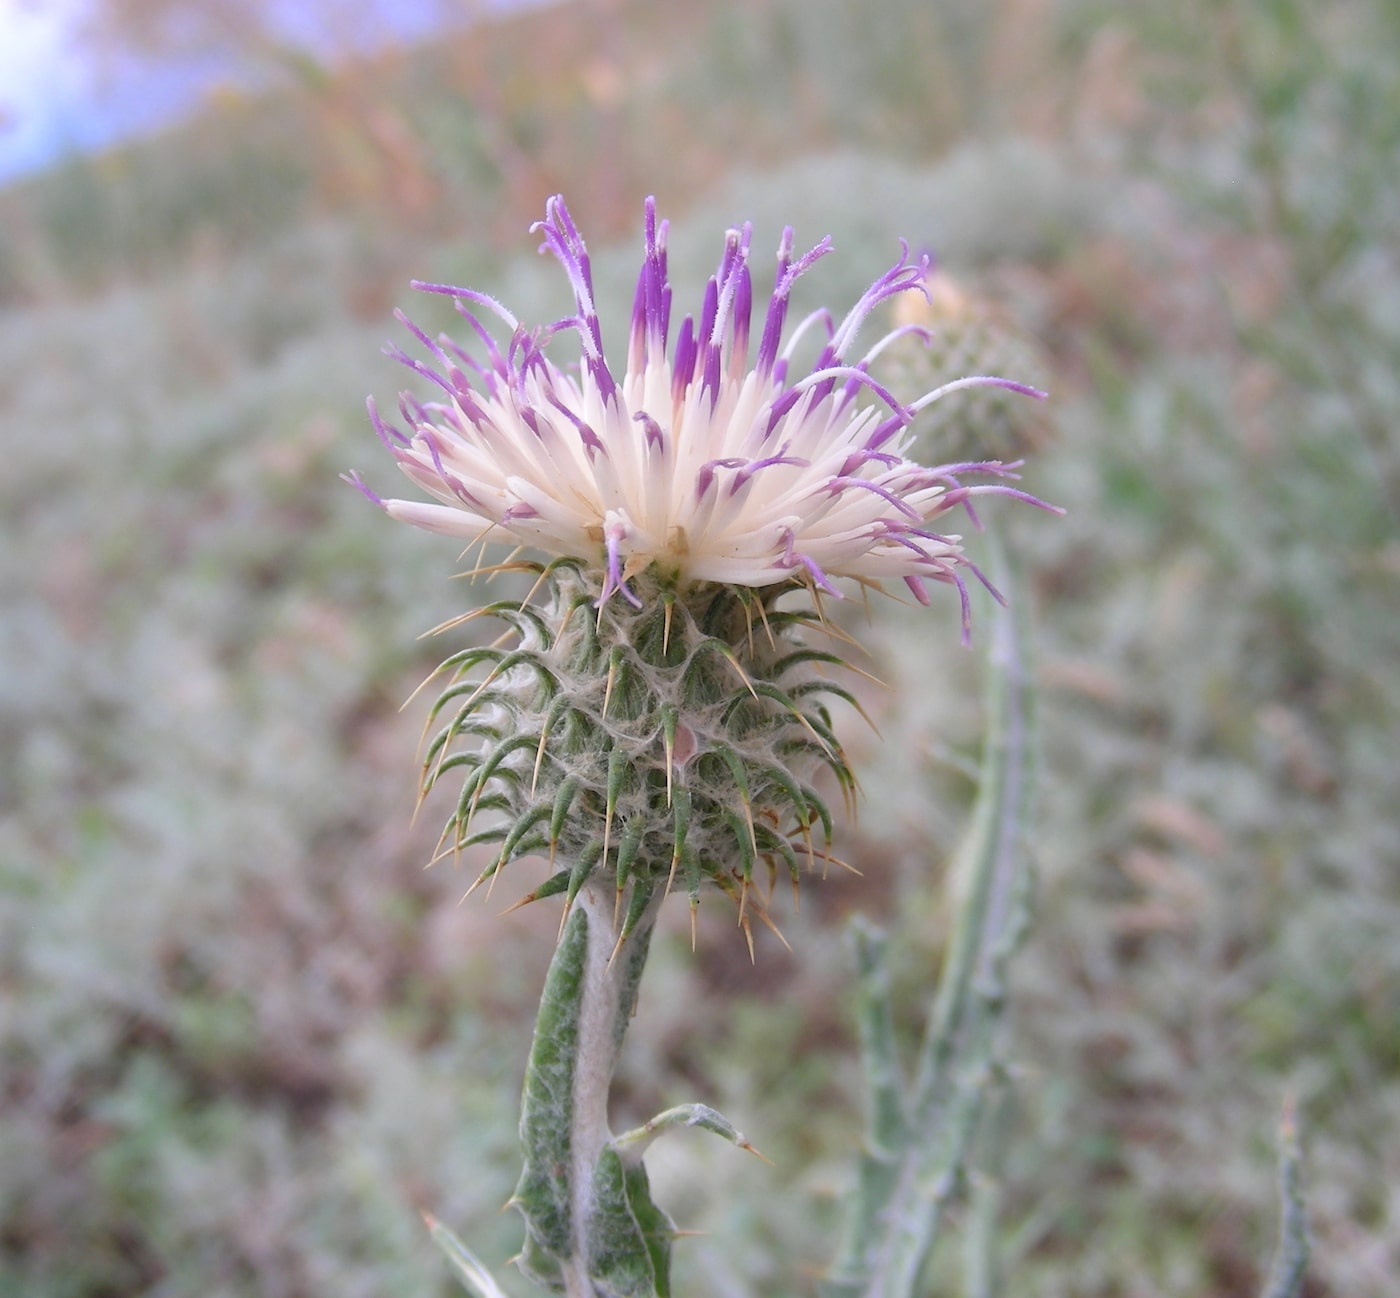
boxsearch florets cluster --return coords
[351,195,1048,622]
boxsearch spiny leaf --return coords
[721,808,758,885]
[512,906,589,1271]
[565,841,605,907]
[618,878,656,944]
[666,788,692,894]
[757,761,812,828]
[770,647,855,678]
[549,776,583,850]
[611,1103,765,1166]
[465,732,542,814]
[498,804,554,865]
[754,821,802,889]
[588,1147,670,1298]
[506,867,572,911]
[428,644,506,685]
[614,818,647,893]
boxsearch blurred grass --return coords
[2,0,1397,1295]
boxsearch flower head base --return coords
[418,561,858,949]
[353,195,1050,625]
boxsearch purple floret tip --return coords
[342,470,385,508]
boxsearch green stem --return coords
[513,882,666,1297]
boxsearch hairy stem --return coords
[563,888,653,1295]
[513,881,664,1297]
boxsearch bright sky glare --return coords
[0,0,560,182]
[0,0,93,178]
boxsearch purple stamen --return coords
[963,557,1007,606]
[825,242,928,362]
[439,337,489,379]
[826,475,923,519]
[779,526,841,596]
[393,308,453,369]
[628,273,648,373]
[628,197,672,370]
[731,260,752,375]
[399,393,431,424]
[341,469,385,506]
[450,299,512,373]
[960,484,1067,514]
[921,459,1020,477]
[548,397,607,459]
[701,338,722,408]
[696,457,748,499]
[672,316,697,407]
[697,278,720,372]
[911,374,1048,412]
[731,453,808,491]
[755,232,832,378]
[412,281,521,332]
[761,386,807,439]
[414,430,487,513]
[419,428,453,480]
[952,569,973,646]
[532,196,617,402]
[598,516,643,608]
[901,523,957,546]
[367,396,411,449]
[383,343,458,399]
[633,411,667,450]
[787,365,911,424]
[939,486,984,530]
[836,447,902,476]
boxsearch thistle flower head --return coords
[353,198,1057,939]
[353,195,1049,622]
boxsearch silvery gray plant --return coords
[349,198,1303,1297]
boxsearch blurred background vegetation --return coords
[2,0,1397,1294]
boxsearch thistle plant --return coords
[350,196,1058,1296]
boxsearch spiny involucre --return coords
[349,196,1058,941]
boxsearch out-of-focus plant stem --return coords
[1260,1098,1311,1298]
[820,534,1036,1298]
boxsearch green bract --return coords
[422,559,858,944]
